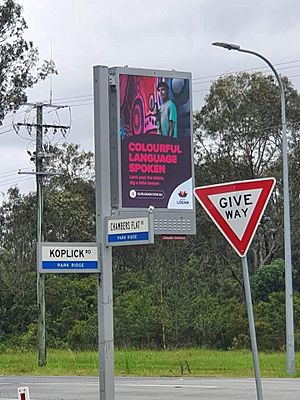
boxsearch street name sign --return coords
[106,214,154,246]
[194,178,276,257]
[40,242,99,273]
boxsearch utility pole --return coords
[36,103,46,367]
[17,102,70,367]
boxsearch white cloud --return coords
[1,0,299,194]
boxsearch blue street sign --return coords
[42,260,98,270]
[107,231,149,243]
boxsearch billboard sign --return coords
[116,69,194,211]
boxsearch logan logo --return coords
[178,190,188,198]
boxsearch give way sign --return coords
[194,178,276,257]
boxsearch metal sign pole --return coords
[241,256,263,400]
[94,65,114,400]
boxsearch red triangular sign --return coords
[194,178,276,257]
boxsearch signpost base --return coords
[241,256,264,400]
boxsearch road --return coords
[0,376,300,399]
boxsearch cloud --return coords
[3,0,299,195]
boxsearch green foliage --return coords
[67,319,97,350]
[46,274,97,348]
[44,143,95,187]
[114,273,159,348]
[194,72,300,268]
[18,323,38,349]
[251,259,285,302]
[0,144,96,349]
[194,72,299,177]
[192,294,247,349]
[0,0,57,122]
[2,65,300,356]
[43,143,96,242]
[292,294,300,352]
[255,292,285,351]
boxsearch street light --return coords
[212,42,295,375]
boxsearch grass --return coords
[0,349,298,378]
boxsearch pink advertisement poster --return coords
[119,74,193,210]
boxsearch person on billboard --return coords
[156,81,178,138]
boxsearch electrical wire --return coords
[193,68,300,88]
[1,56,300,141]
[53,96,92,105]
[52,94,92,102]
[192,58,300,82]
[43,69,300,107]
[0,168,31,176]
[0,176,33,188]
[0,55,299,113]
[0,171,30,181]
[69,103,93,108]
[0,128,14,135]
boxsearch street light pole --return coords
[212,42,295,375]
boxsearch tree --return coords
[250,259,285,302]
[0,0,56,122]
[194,72,300,267]
[43,143,96,242]
[44,143,95,189]
[194,72,300,177]
[0,144,95,347]
[0,188,37,343]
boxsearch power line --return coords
[0,170,31,181]
[0,128,14,135]
[0,176,33,188]
[69,103,93,108]
[0,107,36,130]
[192,58,300,82]
[54,97,93,105]
[22,58,300,106]
[0,168,30,176]
[1,59,300,136]
[40,68,300,108]
[52,94,92,101]
[193,65,300,87]
[192,87,210,94]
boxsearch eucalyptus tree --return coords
[194,72,300,267]
[0,0,56,122]
[0,144,96,346]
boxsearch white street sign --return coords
[40,243,99,273]
[106,215,154,246]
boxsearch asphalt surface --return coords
[1,376,300,399]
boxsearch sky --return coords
[1,0,300,197]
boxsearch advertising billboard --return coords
[119,72,193,210]
[108,67,196,234]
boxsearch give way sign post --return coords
[194,177,276,400]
